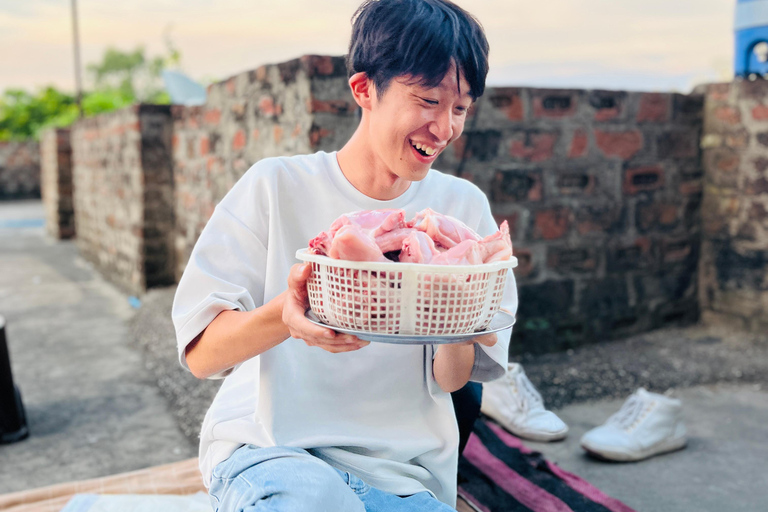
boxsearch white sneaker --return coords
[580,388,687,462]
[480,363,569,442]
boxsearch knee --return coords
[212,449,363,512]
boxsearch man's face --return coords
[367,68,473,182]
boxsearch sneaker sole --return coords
[581,435,687,462]
[506,425,569,442]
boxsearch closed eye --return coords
[421,97,439,105]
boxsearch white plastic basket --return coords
[296,248,518,336]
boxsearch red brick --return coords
[636,202,679,232]
[232,130,246,151]
[753,104,768,121]
[725,131,749,149]
[533,208,571,240]
[488,88,524,121]
[575,206,624,235]
[301,55,335,76]
[623,166,664,195]
[204,109,221,125]
[310,126,332,147]
[492,171,543,202]
[200,136,210,156]
[509,132,558,162]
[707,150,739,173]
[713,106,741,125]
[595,106,620,122]
[662,238,692,264]
[311,98,357,114]
[595,130,643,160]
[557,173,595,196]
[637,93,670,123]
[259,96,278,117]
[274,125,284,144]
[511,247,535,278]
[568,130,588,158]
[533,93,577,119]
[607,237,654,271]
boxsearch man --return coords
[173,1,517,510]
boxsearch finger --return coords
[311,341,370,353]
[288,263,312,288]
[473,333,498,347]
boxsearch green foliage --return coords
[0,33,182,141]
[0,87,75,141]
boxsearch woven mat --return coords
[0,458,204,512]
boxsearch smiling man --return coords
[172,1,518,510]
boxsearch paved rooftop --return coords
[1,199,767,511]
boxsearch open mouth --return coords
[410,140,437,158]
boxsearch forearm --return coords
[433,344,475,393]
[185,292,289,379]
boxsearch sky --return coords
[0,0,735,94]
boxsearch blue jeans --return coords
[209,445,456,512]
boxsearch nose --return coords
[428,108,459,142]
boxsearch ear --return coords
[348,72,375,110]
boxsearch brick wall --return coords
[433,89,704,353]
[171,55,356,280]
[0,140,40,199]
[63,54,718,355]
[698,81,768,333]
[40,128,75,239]
[71,105,175,295]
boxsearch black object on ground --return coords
[0,315,29,444]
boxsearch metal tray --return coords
[304,309,515,345]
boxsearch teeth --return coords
[412,142,436,156]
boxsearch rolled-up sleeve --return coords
[172,184,269,379]
[469,197,519,382]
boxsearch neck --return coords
[336,124,411,201]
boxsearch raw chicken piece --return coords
[409,208,481,248]
[376,227,416,253]
[309,209,408,257]
[308,230,333,255]
[328,224,389,262]
[400,231,442,263]
[478,220,513,263]
[429,239,485,265]
[330,209,407,238]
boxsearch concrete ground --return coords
[0,200,195,494]
[2,199,767,511]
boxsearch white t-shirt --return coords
[172,151,518,506]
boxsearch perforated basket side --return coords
[297,249,517,335]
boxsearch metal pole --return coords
[0,315,29,444]
[71,0,84,118]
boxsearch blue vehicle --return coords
[735,0,768,77]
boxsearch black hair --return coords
[347,0,489,100]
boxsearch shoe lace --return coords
[514,371,544,412]
[606,394,647,430]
